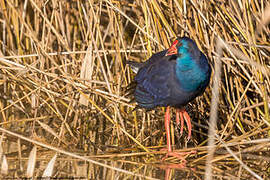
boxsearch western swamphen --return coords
[128,37,211,161]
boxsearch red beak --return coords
[165,39,178,56]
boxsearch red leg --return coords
[163,107,194,162]
[176,109,184,136]
[182,109,192,140]
[177,108,192,140]
[165,106,172,152]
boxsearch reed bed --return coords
[0,0,269,179]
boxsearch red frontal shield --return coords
[165,39,178,56]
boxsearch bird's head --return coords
[165,37,199,57]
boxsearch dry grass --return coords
[0,0,269,179]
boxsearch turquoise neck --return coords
[175,54,206,92]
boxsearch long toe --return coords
[182,110,192,140]
[162,150,196,162]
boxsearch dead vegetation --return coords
[0,0,270,179]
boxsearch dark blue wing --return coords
[134,50,175,109]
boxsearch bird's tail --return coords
[126,61,144,74]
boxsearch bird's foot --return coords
[161,150,196,164]
[176,108,192,140]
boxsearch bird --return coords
[127,37,211,162]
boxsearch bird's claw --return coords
[161,150,196,163]
[176,108,192,141]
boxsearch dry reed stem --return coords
[205,37,223,180]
